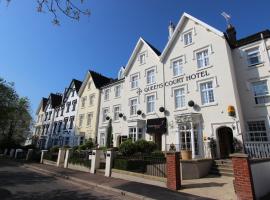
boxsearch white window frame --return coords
[102,108,109,122]
[247,120,268,141]
[200,81,215,105]
[89,94,95,106]
[104,89,110,101]
[87,112,93,127]
[146,68,156,85]
[81,97,87,108]
[196,49,210,69]
[87,81,92,90]
[174,87,186,109]
[139,53,146,65]
[251,80,270,105]
[172,59,184,77]
[246,47,262,66]
[130,97,138,116]
[130,74,139,89]
[79,114,84,127]
[184,31,193,46]
[115,85,121,98]
[146,94,155,114]
[113,105,120,121]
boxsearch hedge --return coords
[68,157,91,168]
[114,158,146,172]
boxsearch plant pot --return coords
[181,150,192,160]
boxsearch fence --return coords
[113,153,166,178]
[244,142,270,159]
[43,151,58,162]
[69,150,92,168]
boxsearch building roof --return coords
[35,97,48,115]
[101,77,125,89]
[89,70,113,89]
[230,29,270,48]
[73,79,83,93]
[49,93,62,109]
[124,37,161,76]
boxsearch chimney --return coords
[168,21,175,40]
[226,24,237,45]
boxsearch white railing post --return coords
[40,150,48,163]
[105,149,114,177]
[57,148,66,167]
[90,149,102,174]
[64,148,72,168]
[26,149,33,161]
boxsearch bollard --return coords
[64,148,72,168]
[40,150,48,164]
[57,148,66,167]
[90,149,102,174]
[105,149,114,177]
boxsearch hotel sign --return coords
[137,70,210,95]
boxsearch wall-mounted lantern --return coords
[227,105,236,117]
[106,116,110,121]
[159,107,165,113]
[118,113,123,118]
[137,110,142,115]
[188,100,195,107]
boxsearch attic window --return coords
[88,81,92,90]
[139,53,146,65]
[184,31,193,46]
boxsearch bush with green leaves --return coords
[119,139,137,156]
[78,139,93,151]
[134,140,157,154]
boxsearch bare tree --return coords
[5,0,91,25]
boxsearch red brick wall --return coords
[166,152,181,190]
[231,154,255,200]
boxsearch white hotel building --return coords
[97,13,270,159]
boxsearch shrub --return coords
[69,157,91,168]
[134,140,157,154]
[119,139,136,156]
[50,146,60,153]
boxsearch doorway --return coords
[217,127,234,158]
[153,134,162,150]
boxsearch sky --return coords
[0,0,270,116]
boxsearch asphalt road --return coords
[0,160,134,200]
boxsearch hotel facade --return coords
[34,13,270,159]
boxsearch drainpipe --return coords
[162,62,167,152]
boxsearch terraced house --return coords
[97,12,270,159]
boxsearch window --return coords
[102,108,109,122]
[79,114,84,127]
[56,109,59,117]
[131,74,139,89]
[58,121,62,132]
[115,85,121,98]
[197,49,209,68]
[81,97,87,108]
[87,113,93,126]
[172,59,183,76]
[63,117,68,130]
[146,95,155,113]
[53,122,57,133]
[45,124,49,134]
[100,133,105,147]
[246,47,261,66]
[200,81,214,105]
[130,98,138,116]
[66,102,71,113]
[179,123,199,155]
[175,88,185,109]
[72,100,77,111]
[139,53,145,65]
[64,137,70,145]
[114,106,120,121]
[89,95,95,106]
[45,112,48,121]
[146,69,155,84]
[80,136,85,145]
[184,32,192,45]
[129,127,137,142]
[69,116,75,129]
[247,121,268,141]
[104,89,110,101]
[252,81,270,104]
[71,89,75,97]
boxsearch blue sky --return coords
[0,0,270,116]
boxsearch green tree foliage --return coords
[119,139,158,156]
[0,77,32,149]
[106,119,113,148]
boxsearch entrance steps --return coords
[210,159,234,177]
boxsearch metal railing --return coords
[245,142,270,159]
[69,150,92,168]
[113,153,166,178]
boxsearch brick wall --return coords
[231,153,255,200]
[166,152,181,190]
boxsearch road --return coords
[0,160,134,200]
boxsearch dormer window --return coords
[88,81,92,90]
[71,89,75,97]
[139,53,146,65]
[184,31,192,46]
[246,47,261,66]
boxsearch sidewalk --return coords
[22,162,212,200]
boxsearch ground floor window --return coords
[64,137,70,146]
[179,123,199,155]
[80,136,85,145]
[247,120,268,141]
[128,127,143,142]
[100,133,105,147]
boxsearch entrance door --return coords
[217,127,234,158]
[154,134,162,150]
